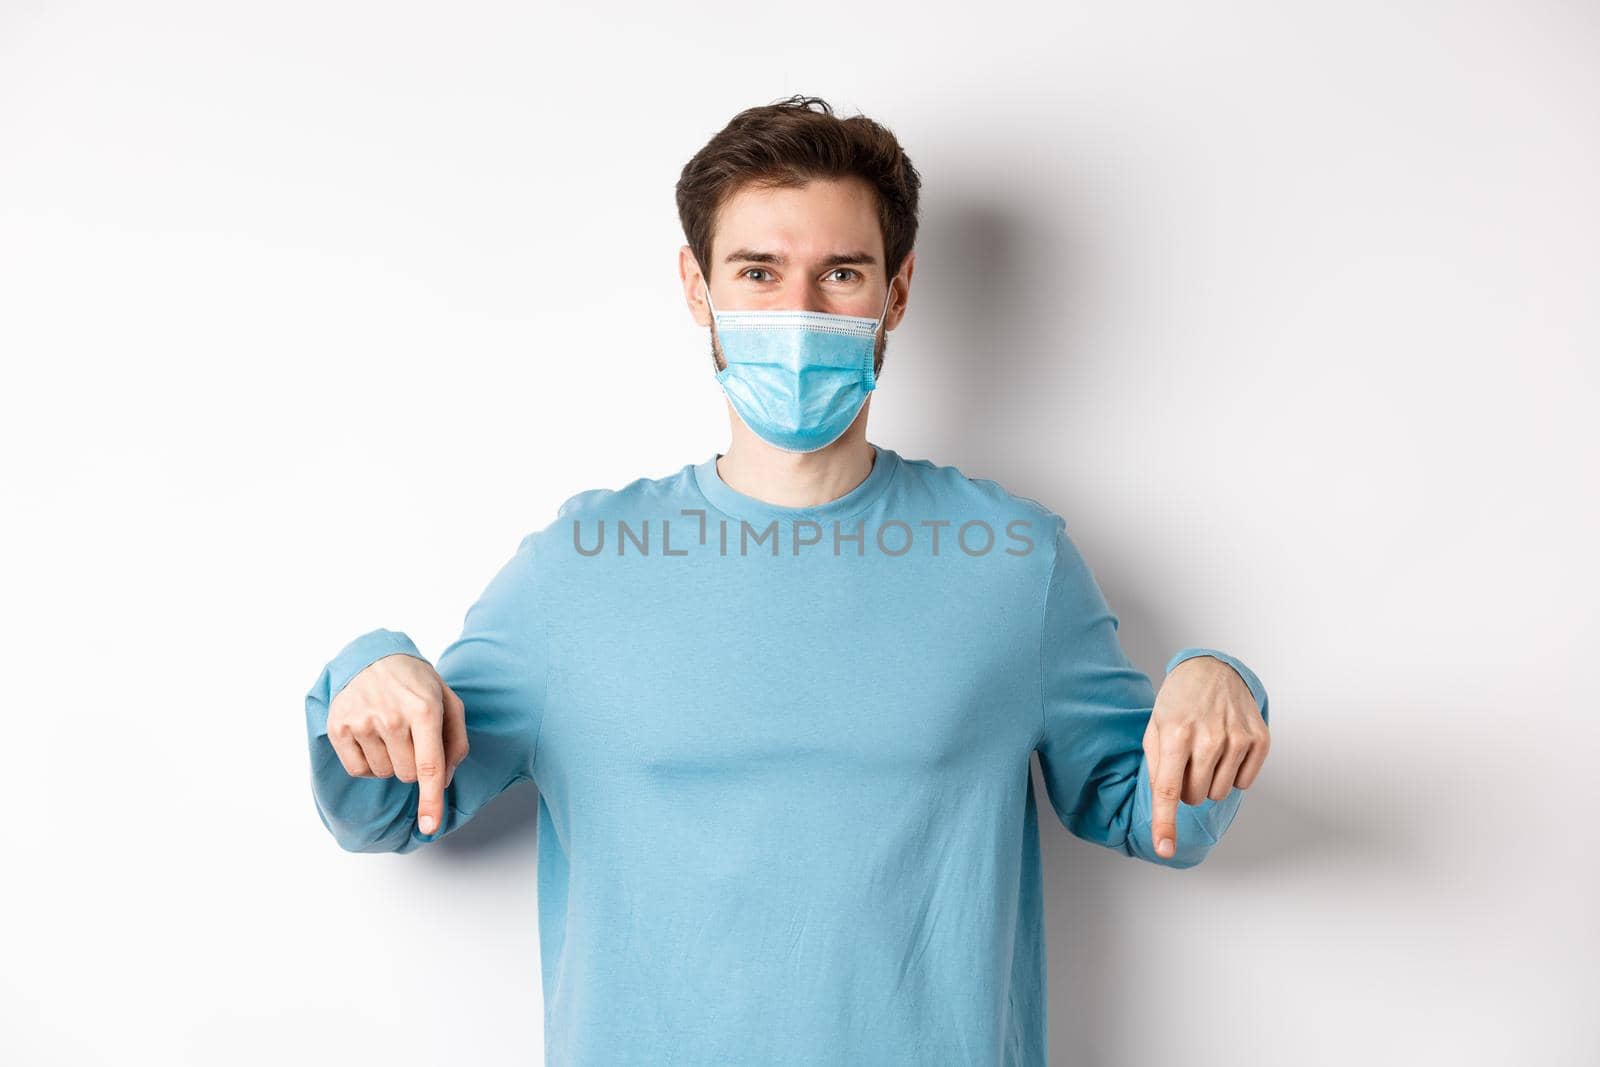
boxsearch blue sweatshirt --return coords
[304,443,1269,1066]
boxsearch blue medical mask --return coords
[704,281,894,453]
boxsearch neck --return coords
[716,415,876,509]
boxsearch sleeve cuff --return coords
[1165,646,1270,726]
[306,628,427,739]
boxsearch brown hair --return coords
[676,94,923,292]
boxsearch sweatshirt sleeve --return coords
[304,532,549,854]
[1034,519,1269,869]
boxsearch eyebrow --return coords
[723,248,879,269]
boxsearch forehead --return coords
[711,176,883,263]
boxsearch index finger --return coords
[1149,728,1188,860]
[413,700,449,837]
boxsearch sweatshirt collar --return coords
[692,442,900,528]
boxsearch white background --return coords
[3,2,1595,1064]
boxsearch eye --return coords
[741,268,773,282]
[827,268,861,283]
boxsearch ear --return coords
[886,249,916,331]
[680,245,711,327]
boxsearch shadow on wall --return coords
[1035,730,1409,1066]
[897,180,1095,481]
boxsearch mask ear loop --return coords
[861,281,897,391]
[702,275,726,374]
[874,279,895,328]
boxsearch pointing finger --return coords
[413,704,449,837]
[1150,726,1189,860]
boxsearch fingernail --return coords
[419,815,437,834]
[1158,837,1172,856]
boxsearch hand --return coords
[326,653,469,836]
[1143,656,1270,859]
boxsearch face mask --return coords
[703,281,894,453]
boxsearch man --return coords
[304,94,1271,1065]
